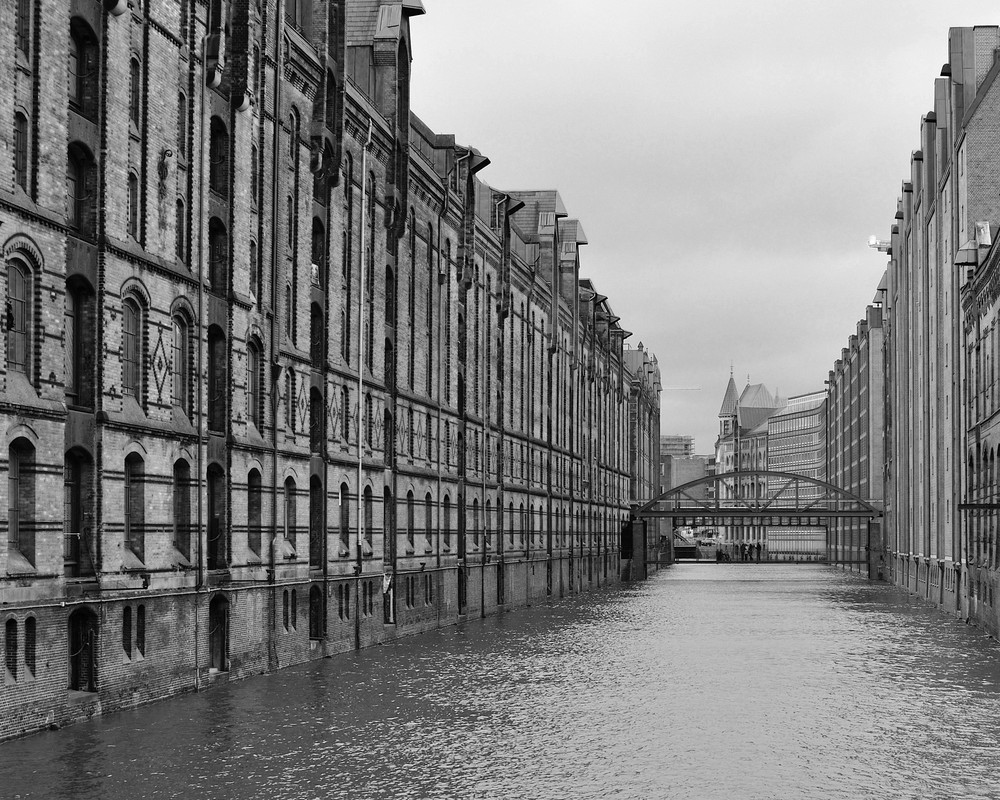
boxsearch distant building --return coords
[625,346,662,577]
[715,375,785,556]
[766,392,828,560]
[826,305,884,574]
[660,435,695,458]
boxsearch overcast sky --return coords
[408,1,998,453]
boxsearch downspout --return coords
[267,0,284,673]
[356,119,373,648]
[435,165,453,578]
[193,33,210,691]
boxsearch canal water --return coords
[4,564,1000,800]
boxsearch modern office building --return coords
[0,0,658,740]
[765,392,827,560]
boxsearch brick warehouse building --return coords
[0,0,659,739]
[882,26,1000,621]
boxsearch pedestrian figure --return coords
[755,542,761,563]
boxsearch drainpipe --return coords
[267,0,285,673]
[355,119,373,648]
[435,165,453,578]
[193,33,210,691]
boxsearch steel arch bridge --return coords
[632,469,883,568]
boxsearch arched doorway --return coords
[68,607,98,691]
[208,594,229,672]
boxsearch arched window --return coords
[364,394,373,446]
[15,0,31,59]
[312,217,326,288]
[24,617,36,676]
[7,257,31,378]
[309,475,323,567]
[209,116,228,194]
[472,498,480,547]
[5,619,17,681]
[249,239,259,298]
[122,297,142,400]
[442,495,451,549]
[127,171,140,239]
[9,439,35,565]
[207,326,226,432]
[485,499,492,548]
[310,387,324,454]
[247,339,262,431]
[68,607,99,691]
[384,339,394,390]
[383,409,393,466]
[69,19,99,118]
[129,56,142,129]
[311,303,324,368]
[248,469,262,556]
[208,595,229,672]
[288,108,299,162]
[425,492,434,548]
[208,217,227,293]
[124,452,145,562]
[64,449,91,577]
[385,264,395,327]
[363,486,373,546]
[339,482,350,551]
[122,606,132,659]
[309,585,323,639]
[341,385,350,440]
[136,605,145,657]
[284,476,297,544]
[250,144,259,207]
[177,92,187,159]
[175,198,186,262]
[13,112,28,192]
[285,369,295,430]
[406,491,415,550]
[173,459,191,560]
[172,313,190,415]
[67,144,95,235]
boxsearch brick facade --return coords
[0,0,659,740]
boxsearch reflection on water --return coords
[4,565,1000,799]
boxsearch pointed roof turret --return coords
[719,373,739,417]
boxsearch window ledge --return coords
[6,547,36,576]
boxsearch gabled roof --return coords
[736,382,784,431]
[739,382,775,409]
[719,375,739,416]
